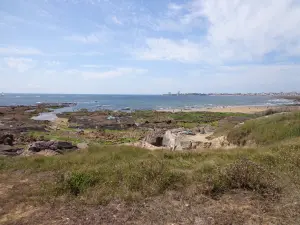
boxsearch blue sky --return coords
[1,0,300,94]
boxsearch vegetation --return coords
[227,112,300,145]
[2,110,300,224]
[2,142,299,202]
[27,128,144,145]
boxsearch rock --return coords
[0,144,23,156]
[37,150,59,156]
[28,141,77,152]
[162,130,176,149]
[180,141,192,150]
[204,125,215,133]
[191,141,202,149]
[199,127,206,134]
[3,136,13,145]
[0,133,14,146]
[51,141,77,150]
[29,141,55,152]
[77,143,88,149]
[145,130,165,146]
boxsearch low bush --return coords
[207,159,281,197]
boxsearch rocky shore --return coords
[2,104,300,157]
[0,104,254,157]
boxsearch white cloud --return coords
[140,0,300,63]
[3,57,36,72]
[134,38,208,63]
[112,16,122,25]
[0,46,42,56]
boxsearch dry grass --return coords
[1,143,300,224]
[227,112,300,145]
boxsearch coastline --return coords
[157,105,300,114]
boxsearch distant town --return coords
[163,91,300,97]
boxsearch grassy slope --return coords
[227,112,300,145]
[1,111,300,224]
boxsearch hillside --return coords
[1,109,300,224]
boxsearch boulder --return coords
[162,130,177,150]
[145,129,165,146]
[0,133,14,146]
[28,141,77,152]
[29,141,56,152]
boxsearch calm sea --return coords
[0,93,294,111]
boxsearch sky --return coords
[1,0,300,94]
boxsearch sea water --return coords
[0,93,295,112]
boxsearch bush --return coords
[207,159,281,197]
[59,171,98,196]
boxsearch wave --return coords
[267,98,295,105]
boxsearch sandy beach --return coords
[158,105,299,114]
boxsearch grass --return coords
[2,143,299,205]
[130,111,254,130]
[227,112,300,145]
[2,110,300,224]
[27,128,144,146]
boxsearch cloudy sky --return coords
[1,0,300,94]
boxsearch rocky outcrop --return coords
[28,141,77,153]
[144,129,165,146]
[143,127,235,151]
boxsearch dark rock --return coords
[55,141,77,150]
[29,141,77,152]
[0,144,23,156]
[0,133,14,146]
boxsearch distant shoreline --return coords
[158,105,300,114]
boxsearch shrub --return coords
[59,171,98,196]
[207,159,281,197]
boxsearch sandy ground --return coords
[158,105,284,114]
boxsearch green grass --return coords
[2,143,300,204]
[227,112,300,145]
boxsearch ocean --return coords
[0,94,294,112]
